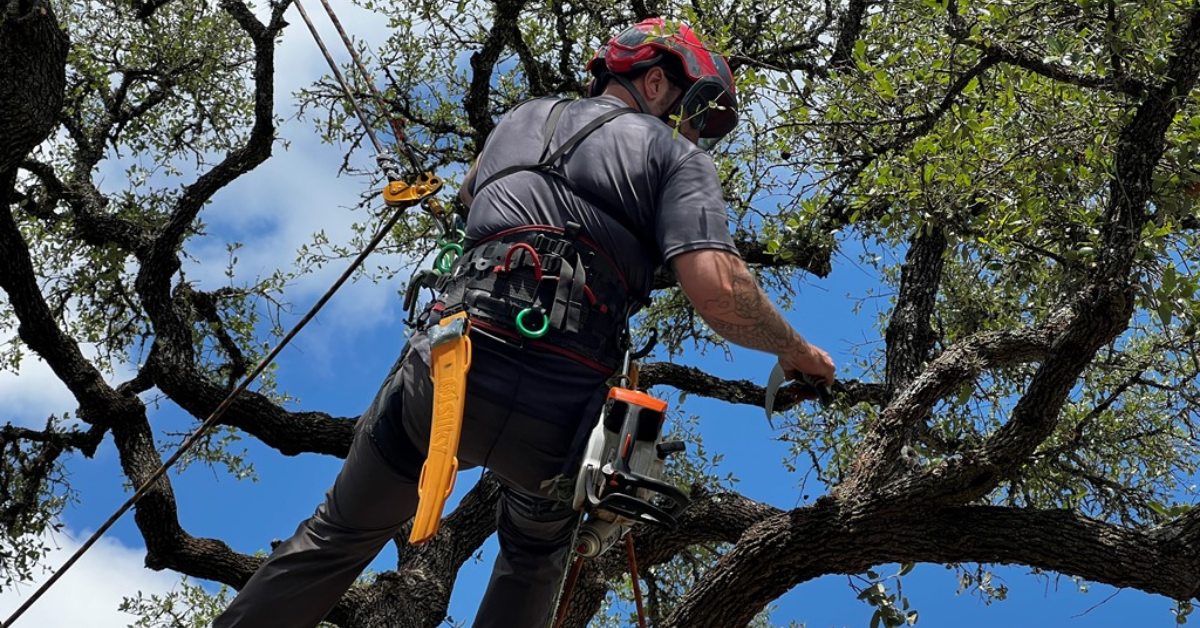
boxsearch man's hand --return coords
[779,340,834,387]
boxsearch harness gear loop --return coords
[410,311,473,545]
[498,242,544,280]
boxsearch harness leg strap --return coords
[410,311,473,545]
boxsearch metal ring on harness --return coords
[496,242,543,281]
[516,307,550,338]
[434,242,463,273]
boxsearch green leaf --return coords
[874,70,896,99]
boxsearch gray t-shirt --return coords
[465,95,739,302]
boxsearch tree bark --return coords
[0,0,67,180]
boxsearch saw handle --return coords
[800,374,834,408]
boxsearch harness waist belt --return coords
[435,226,636,370]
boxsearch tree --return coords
[3,0,1200,626]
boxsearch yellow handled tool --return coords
[410,311,472,545]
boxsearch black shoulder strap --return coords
[474,100,633,195]
[473,99,661,266]
[539,98,571,160]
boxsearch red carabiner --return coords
[495,243,543,281]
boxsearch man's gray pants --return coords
[212,333,609,628]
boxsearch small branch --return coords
[945,0,1151,99]
[638,361,881,411]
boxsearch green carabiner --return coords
[516,308,550,338]
[433,242,463,273]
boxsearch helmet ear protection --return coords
[585,18,738,143]
[585,45,610,97]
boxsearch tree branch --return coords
[556,486,782,628]
[828,0,870,71]
[665,502,1200,627]
[639,361,862,413]
[463,0,528,149]
[883,225,948,399]
[945,0,1151,99]
[842,310,1069,496]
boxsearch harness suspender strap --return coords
[473,101,634,196]
[471,98,662,268]
[541,99,571,158]
[410,311,473,545]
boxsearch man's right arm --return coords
[671,248,834,384]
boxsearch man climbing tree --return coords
[5,1,1200,627]
[212,17,834,628]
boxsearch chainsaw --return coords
[570,334,689,558]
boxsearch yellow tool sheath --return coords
[409,311,472,545]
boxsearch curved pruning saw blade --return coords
[764,365,834,429]
[764,364,787,429]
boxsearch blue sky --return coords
[0,4,1184,628]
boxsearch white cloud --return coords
[0,527,183,628]
[0,1,419,427]
[0,355,75,428]
[182,1,416,333]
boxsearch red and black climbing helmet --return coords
[587,18,738,143]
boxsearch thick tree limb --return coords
[842,313,1066,495]
[463,0,528,149]
[664,501,1200,627]
[0,203,145,428]
[555,486,783,628]
[828,0,870,71]
[883,225,947,399]
[0,0,66,176]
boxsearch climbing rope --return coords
[1,3,442,626]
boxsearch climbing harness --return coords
[434,224,636,371]
[551,334,688,628]
[404,96,669,544]
[1,2,444,626]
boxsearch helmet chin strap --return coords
[610,73,653,114]
[610,73,686,130]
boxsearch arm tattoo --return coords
[701,270,802,356]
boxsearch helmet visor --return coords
[682,77,738,141]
